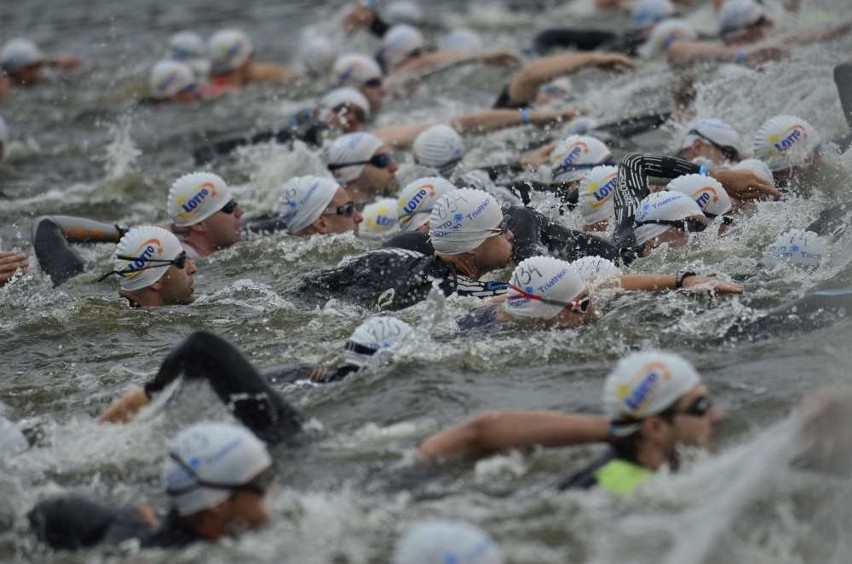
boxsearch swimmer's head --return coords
[578,165,618,233]
[149,60,198,102]
[163,421,274,535]
[550,134,614,185]
[344,316,413,368]
[300,36,335,77]
[438,28,484,53]
[718,0,770,39]
[332,54,385,112]
[168,172,234,227]
[327,133,398,200]
[666,174,733,221]
[381,25,425,71]
[759,229,827,270]
[361,197,400,238]
[392,520,504,564]
[678,118,745,165]
[571,255,622,285]
[430,188,508,254]
[604,351,720,451]
[169,31,206,61]
[318,87,371,132]
[413,125,465,176]
[383,1,424,26]
[638,19,696,58]
[397,176,457,233]
[631,0,676,27]
[752,115,820,178]
[0,38,44,75]
[633,190,707,255]
[278,175,361,236]
[505,256,593,328]
[208,29,253,75]
[730,158,775,187]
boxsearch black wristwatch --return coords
[675,270,696,288]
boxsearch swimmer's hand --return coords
[709,168,782,201]
[0,251,29,286]
[520,140,559,168]
[98,386,150,424]
[343,3,376,34]
[681,275,744,294]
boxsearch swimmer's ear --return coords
[313,216,329,234]
[640,417,670,441]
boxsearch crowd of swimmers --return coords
[3,0,852,560]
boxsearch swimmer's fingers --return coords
[97,387,150,424]
[520,140,558,168]
[0,252,29,283]
[711,170,782,201]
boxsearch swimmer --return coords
[168,172,244,258]
[360,197,400,238]
[418,350,723,496]
[665,174,736,229]
[577,165,617,233]
[751,114,829,191]
[206,29,298,94]
[0,38,80,87]
[676,118,745,166]
[327,133,401,203]
[333,54,387,113]
[29,422,275,549]
[167,30,210,82]
[393,521,505,564]
[266,175,364,237]
[148,60,201,103]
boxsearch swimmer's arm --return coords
[48,56,82,69]
[507,52,635,107]
[778,20,852,45]
[417,411,608,462]
[708,168,781,200]
[667,41,786,66]
[0,250,28,287]
[392,49,521,77]
[613,274,744,294]
[248,62,299,82]
[450,108,579,134]
[373,122,435,148]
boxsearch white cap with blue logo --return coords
[504,256,585,320]
[0,38,44,73]
[208,29,253,74]
[382,24,425,69]
[168,172,233,227]
[398,176,457,233]
[393,520,504,564]
[718,0,766,35]
[679,118,745,161]
[550,135,612,184]
[327,132,385,184]
[666,174,732,218]
[429,188,503,255]
[633,191,704,246]
[571,255,621,283]
[345,316,413,368]
[149,60,196,100]
[278,175,339,234]
[332,54,383,86]
[113,226,184,291]
[361,197,400,238]
[413,124,465,175]
[760,229,827,269]
[753,115,820,172]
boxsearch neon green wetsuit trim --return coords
[594,458,653,495]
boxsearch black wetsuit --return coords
[31,216,125,286]
[455,304,517,332]
[533,28,647,56]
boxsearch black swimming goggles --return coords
[553,158,616,179]
[363,77,382,89]
[327,153,394,171]
[634,218,708,233]
[98,251,188,282]
[344,341,379,357]
[508,285,592,315]
[220,199,239,214]
[659,395,714,419]
[322,201,358,217]
[165,452,276,497]
[685,129,740,162]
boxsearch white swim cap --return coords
[361,197,400,238]
[209,29,253,74]
[301,36,335,76]
[633,190,704,246]
[327,132,385,184]
[604,350,701,437]
[149,60,196,100]
[332,54,383,86]
[760,229,827,269]
[384,1,424,25]
[504,256,586,320]
[0,114,8,149]
[318,87,371,123]
[438,28,484,52]
[168,172,233,227]
[639,19,696,58]
[413,125,465,175]
[752,115,820,172]
[397,176,456,232]
[578,165,618,226]
[169,31,206,61]
[666,174,732,218]
[571,256,621,283]
[382,25,425,70]
[679,118,744,161]
[163,422,272,517]
[344,316,414,368]
[718,0,766,35]
[550,135,613,184]
[0,416,27,456]
[730,158,775,187]
[430,189,503,255]
[0,38,44,73]
[631,0,675,26]
[393,520,504,564]
[113,226,184,291]
[278,176,339,234]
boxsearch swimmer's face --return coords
[201,201,244,250]
[158,257,197,305]
[668,383,723,451]
[681,139,729,166]
[326,103,367,133]
[553,291,596,328]
[643,214,708,255]
[316,187,363,236]
[359,78,385,113]
[473,221,514,273]
[357,146,399,199]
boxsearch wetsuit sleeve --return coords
[613,153,700,251]
[506,206,620,263]
[533,28,619,54]
[144,331,303,444]
[369,14,390,37]
[28,496,149,549]
[32,215,124,286]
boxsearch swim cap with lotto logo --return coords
[666,174,732,218]
[633,191,704,246]
[278,176,339,234]
[361,197,400,238]
[392,520,504,564]
[318,87,371,123]
[208,29,253,74]
[718,0,766,35]
[438,28,484,52]
[168,172,233,227]
[550,135,613,184]
[578,165,618,227]
[679,118,745,161]
[332,54,383,87]
[638,19,696,58]
[398,176,456,232]
[413,125,465,175]
[149,60,196,100]
[327,132,385,184]
[631,0,675,26]
[505,256,586,320]
[344,316,414,368]
[604,350,701,437]
[113,226,184,291]
[430,188,503,255]
[382,25,425,69]
[571,255,621,283]
[0,38,44,73]
[163,421,272,516]
[760,229,827,269]
[753,115,820,172]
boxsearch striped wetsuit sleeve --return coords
[613,153,701,249]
